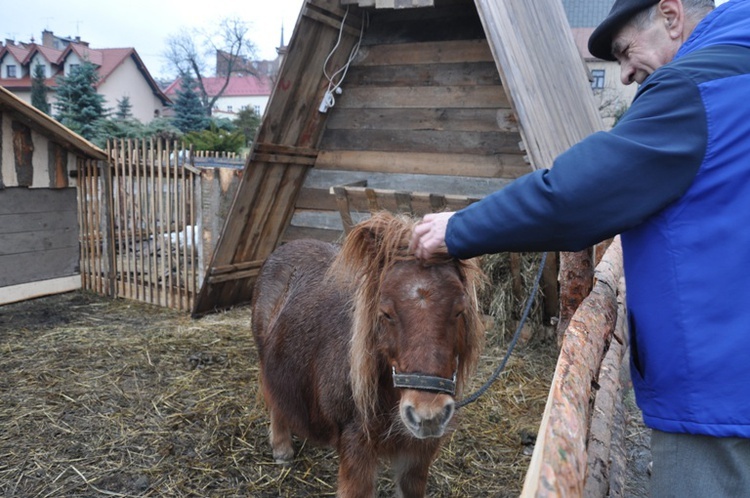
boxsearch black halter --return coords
[392,366,457,396]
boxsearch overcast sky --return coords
[3,0,305,80]
[4,0,730,81]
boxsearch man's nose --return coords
[620,64,636,86]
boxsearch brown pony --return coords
[251,212,484,497]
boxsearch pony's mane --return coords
[328,211,485,431]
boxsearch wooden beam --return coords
[0,275,81,306]
[354,39,494,66]
[11,120,34,187]
[316,150,529,179]
[0,86,106,161]
[521,237,623,497]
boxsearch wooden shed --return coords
[193,0,604,315]
[0,85,107,306]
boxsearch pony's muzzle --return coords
[400,395,455,439]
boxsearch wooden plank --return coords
[344,61,501,88]
[11,120,34,187]
[0,246,80,288]
[194,3,364,315]
[336,85,508,109]
[325,108,517,133]
[355,39,494,66]
[305,0,363,34]
[209,260,265,276]
[303,168,510,196]
[394,0,434,7]
[282,224,342,244]
[473,0,604,170]
[521,238,623,497]
[584,296,626,498]
[48,141,69,188]
[316,150,529,178]
[0,209,78,234]
[334,186,480,216]
[0,275,81,306]
[0,228,78,254]
[333,186,355,233]
[0,186,77,215]
[320,129,520,155]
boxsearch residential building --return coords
[562,0,637,128]
[0,30,170,123]
[164,74,274,120]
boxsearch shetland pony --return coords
[251,212,484,497]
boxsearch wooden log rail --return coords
[330,184,480,233]
[522,237,626,497]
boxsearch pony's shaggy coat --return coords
[252,212,484,497]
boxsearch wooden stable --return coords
[192,0,626,494]
[193,0,603,315]
[0,86,107,306]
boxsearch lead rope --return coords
[456,252,547,409]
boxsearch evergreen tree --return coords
[31,64,50,114]
[115,96,133,120]
[171,72,208,133]
[234,106,261,147]
[55,61,108,142]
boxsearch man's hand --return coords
[410,212,455,260]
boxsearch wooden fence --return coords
[78,139,202,311]
[521,238,628,497]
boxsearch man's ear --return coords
[659,0,684,39]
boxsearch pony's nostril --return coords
[404,405,419,426]
[441,402,455,425]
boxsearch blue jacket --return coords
[445,0,750,437]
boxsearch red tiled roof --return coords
[164,75,273,98]
[25,45,64,65]
[0,42,170,105]
[0,44,30,65]
[60,43,104,67]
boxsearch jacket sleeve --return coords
[445,66,708,259]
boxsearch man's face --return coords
[611,17,679,85]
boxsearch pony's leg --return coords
[391,452,432,498]
[269,408,294,464]
[337,436,378,498]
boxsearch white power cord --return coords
[319,7,366,113]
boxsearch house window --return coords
[6,65,17,78]
[227,105,233,112]
[254,105,261,115]
[591,69,605,90]
[69,64,80,74]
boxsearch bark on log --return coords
[557,248,594,346]
[521,237,623,497]
[607,343,631,498]
[583,281,627,497]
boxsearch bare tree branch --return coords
[164,18,258,116]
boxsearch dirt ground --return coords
[0,291,651,497]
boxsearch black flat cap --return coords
[588,0,661,60]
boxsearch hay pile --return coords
[0,265,557,497]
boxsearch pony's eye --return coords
[380,310,394,322]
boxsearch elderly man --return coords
[410,0,750,495]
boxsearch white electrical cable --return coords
[319,7,366,113]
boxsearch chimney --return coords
[42,30,55,48]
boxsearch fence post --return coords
[99,156,117,298]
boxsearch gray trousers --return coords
[651,430,750,497]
